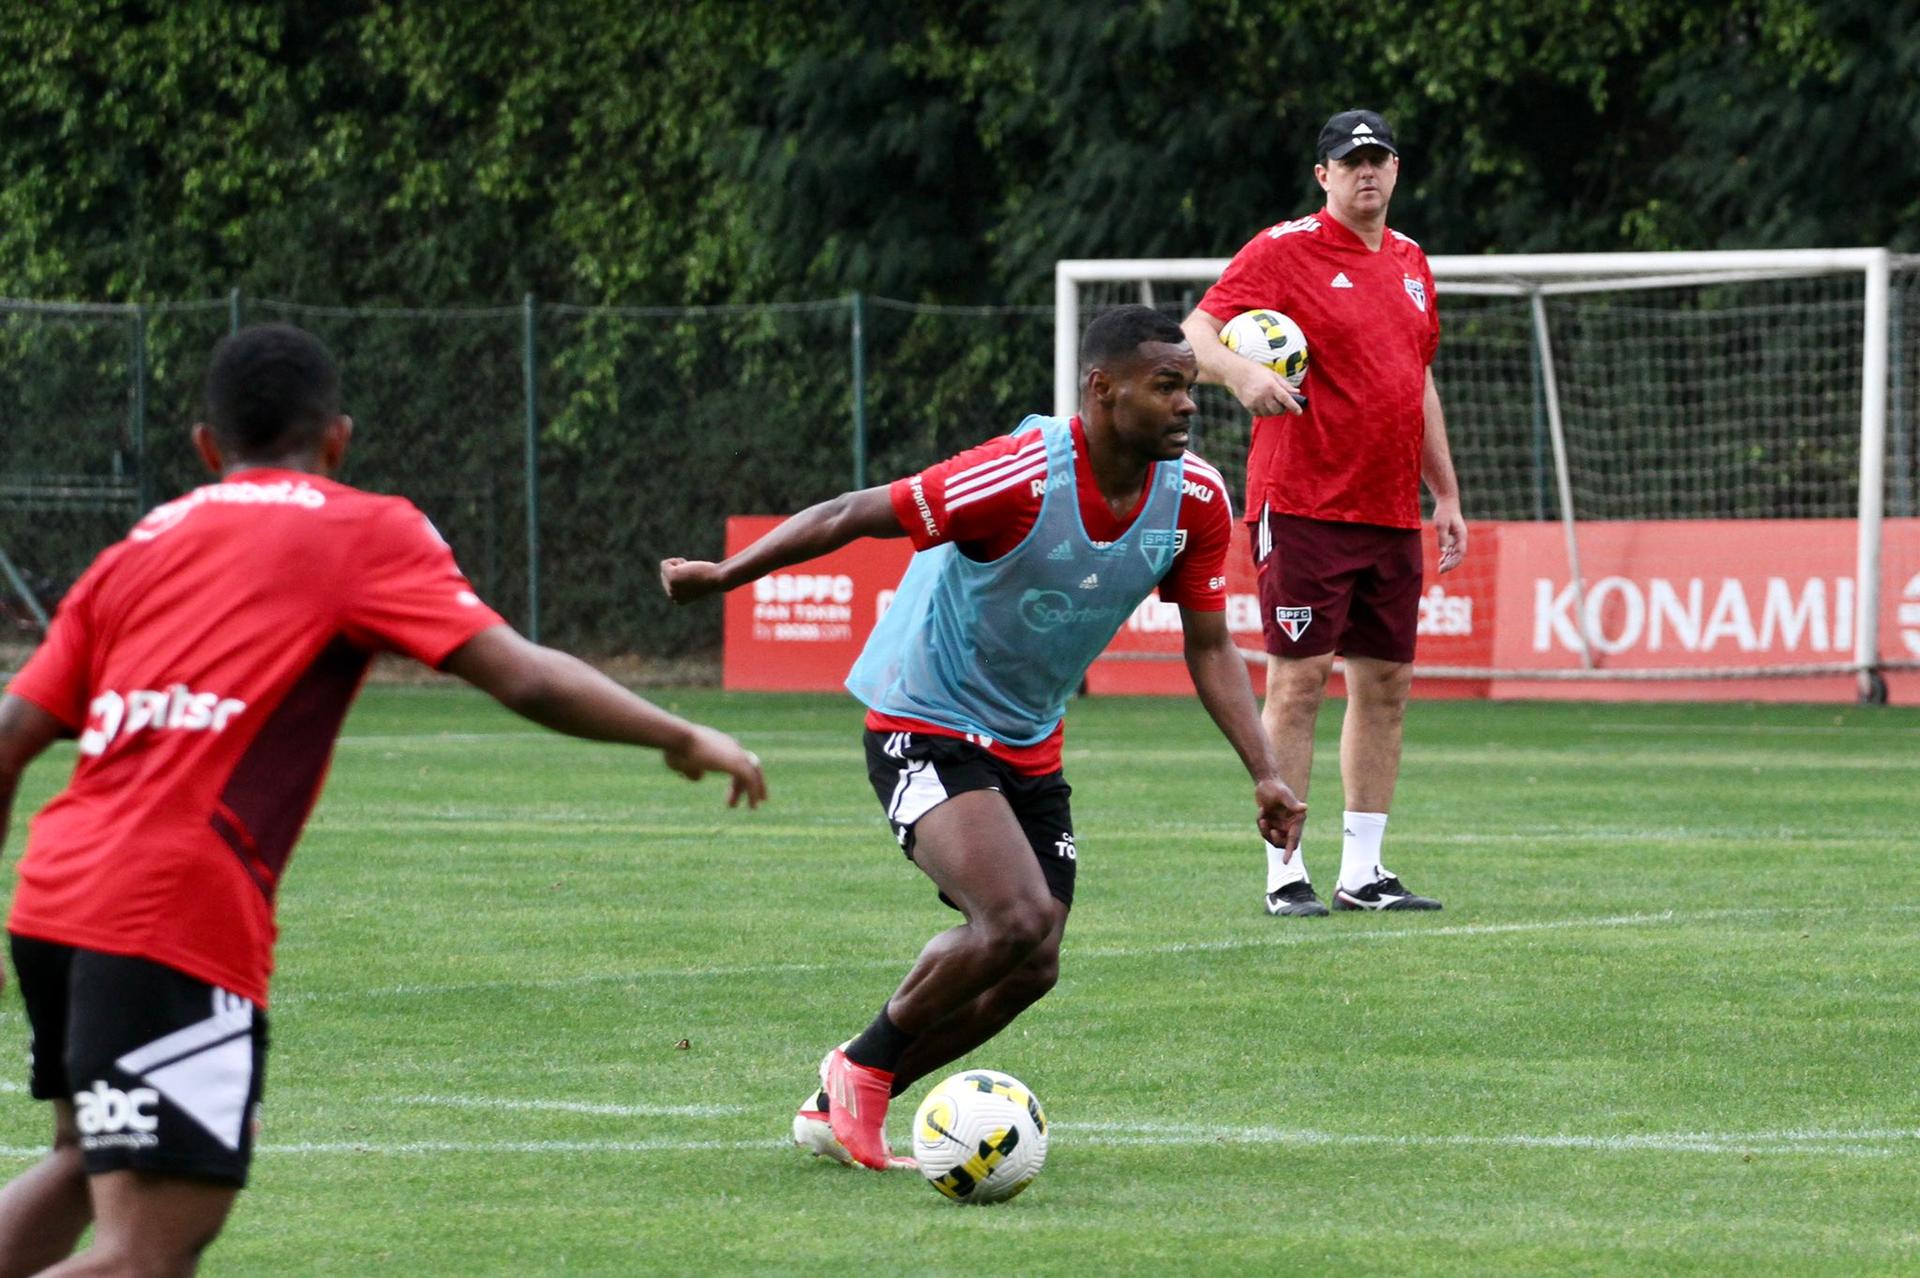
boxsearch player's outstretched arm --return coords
[660,486,904,604]
[0,695,64,857]
[1179,309,1303,418]
[1178,608,1306,853]
[442,627,767,808]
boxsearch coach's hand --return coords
[1432,500,1467,574]
[1254,777,1307,856]
[660,557,726,604]
[1227,361,1306,418]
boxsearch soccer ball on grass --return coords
[911,1069,1048,1204]
[1219,308,1308,388]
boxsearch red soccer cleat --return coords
[822,1047,916,1171]
[793,1048,854,1165]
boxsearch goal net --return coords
[1056,249,1917,701]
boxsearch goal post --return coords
[1055,248,1911,701]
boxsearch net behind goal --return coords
[1056,249,1916,701]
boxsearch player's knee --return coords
[979,899,1053,965]
[1011,948,1060,1003]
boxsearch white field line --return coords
[0,1123,1911,1161]
[301,811,1899,846]
[277,904,1920,1006]
[1585,722,1918,738]
[1059,1121,1920,1158]
[381,1094,747,1118]
[334,718,1920,748]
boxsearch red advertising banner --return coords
[721,516,908,692]
[721,515,1920,704]
[1487,518,1920,703]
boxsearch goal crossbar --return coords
[1056,248,1900,699]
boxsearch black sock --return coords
[844,1005,915,1074]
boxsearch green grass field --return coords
[3,686,1919,1275]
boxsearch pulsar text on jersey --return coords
[79,686,247,757]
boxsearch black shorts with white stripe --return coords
[10,935,268,1187]
[863,729,1077,908]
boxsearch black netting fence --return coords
[0,294,1064,661]
[5,271,1918,663]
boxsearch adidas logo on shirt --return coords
[1047,540,1074,561]
[1331,272,1353,289]
[1078,573,1100,590]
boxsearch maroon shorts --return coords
[1252,511,1422,661]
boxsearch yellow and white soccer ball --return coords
[1220,308,1308,388]
[911,1069,1048,1205]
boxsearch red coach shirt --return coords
[5,469,505,1006]
[1200,209,1440,529]
[867,417,1234,774]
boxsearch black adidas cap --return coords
[1318,109,1398,162]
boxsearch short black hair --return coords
[1080,305,1188,373]
[203,323,342,458]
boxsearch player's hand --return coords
[663,725,768,808]
[1432,502,1467,574]
[1254,777,1306,856]
[659,557,727,604]
[1228,363,1306,417]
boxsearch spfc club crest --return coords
[1274,606,1312,642]
[1139,528,1186,573]
[1402,276,1427,313]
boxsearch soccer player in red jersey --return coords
[1182,109,1467,917]
[0,324,766,1275]
[662,306,1304,1171]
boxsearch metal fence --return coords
[4,270,1917,663]
[0,292,1055,659]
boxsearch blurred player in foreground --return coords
[661,305,1304,1171]
[0,324,765,1276]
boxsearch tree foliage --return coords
[2,0,1914,309]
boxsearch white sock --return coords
[1337,811,1389,893]
[1266,838,1309,893]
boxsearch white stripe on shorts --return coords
[115,996,251,1075]
[887,757,952,830]
[115,991,255,1152]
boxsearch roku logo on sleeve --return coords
[79,686,248,757]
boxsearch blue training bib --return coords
[846,415,1186,745]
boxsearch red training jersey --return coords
[868,416,1234,774]
[1199,208,1440,530]
[5,469,506,1006]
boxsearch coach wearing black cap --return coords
[1180,109,1467,919]
[1319,108,1399,161]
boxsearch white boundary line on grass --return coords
[0,1123,1911,1161]
[280,904,1920,1005]
[1060,1122,1920,1158]
[1583,722,1915,737]
[382,1095,748,1118]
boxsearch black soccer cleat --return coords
[1332,875,1442,911]
[1265,881,1330,917]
